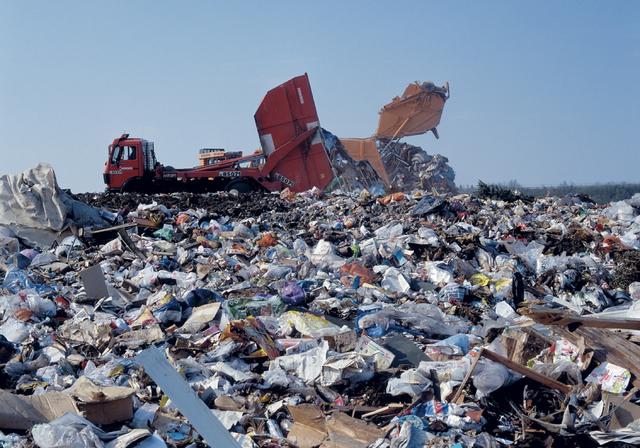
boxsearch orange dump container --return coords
[375,82,448,140]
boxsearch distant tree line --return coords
[458,182,640,204]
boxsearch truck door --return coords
[108,142,142,189]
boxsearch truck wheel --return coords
[225,180,255,193]
[121,178,144,193]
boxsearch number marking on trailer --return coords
[274,173,295,187]
[219,171,241,177]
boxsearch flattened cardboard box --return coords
[0,377,135,430]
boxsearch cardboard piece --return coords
[80,264,110,300]
[287,405,329,448]
[325,412,386,448]
[323,329,357,353]
[58,314,112,347]
[180,302,221,333]
[0,390,78,430]
[606,393,640,430]
[114,325,164,348]
[286,405,386,448]
[501,329,529,365]
[356,335,395,371]
[67,376,135,425]
[0,378,135,430]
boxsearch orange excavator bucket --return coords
[375,81,449,140]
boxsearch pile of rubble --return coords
[379,141,457,194]
[1,164,640,447]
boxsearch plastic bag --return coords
[263,264,293,280]
[533,361,582,385]
[152,226,174,241]
[31,423,103,448]
[473,360,511,398]
[381,267,411,294]
[0,318,29,343]
[386,365,433,398]
[423,262,454,285]
[268,340,329,384]
[54,236,84,257]
[3,269,37,294]
[604,200,637,223]
[279,311,341,338]
[279,281,306,305]
[307,240,344,270]
[322,352,374,386]
[433,333,470,354]
[340,263,376,284]
[224,295,285,320]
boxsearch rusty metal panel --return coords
[254,74,334,192]
[340,138,390,186]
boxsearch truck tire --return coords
[121,177,144,193]
[225,180,255,193]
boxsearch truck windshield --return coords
[111,146,122,164]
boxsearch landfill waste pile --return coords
[321,129,387,196]
[1,165,640,447]
[476,181,534,204]
[380,141,457,194]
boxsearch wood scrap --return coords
[481,349,573,394]
[525,308,640,331]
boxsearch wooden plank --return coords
[450,348,483,403]
[526,309,640,331]
[361,404,404,419]
[88,223,137,234]
[481,349,573,394]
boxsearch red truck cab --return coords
[104,135,158,191]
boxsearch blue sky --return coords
[1,1,638,192]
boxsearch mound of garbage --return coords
[0,165,640,447]
[379,141,457,194]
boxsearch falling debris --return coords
[342,80,456,194]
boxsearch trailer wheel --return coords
[225,180,255,193]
